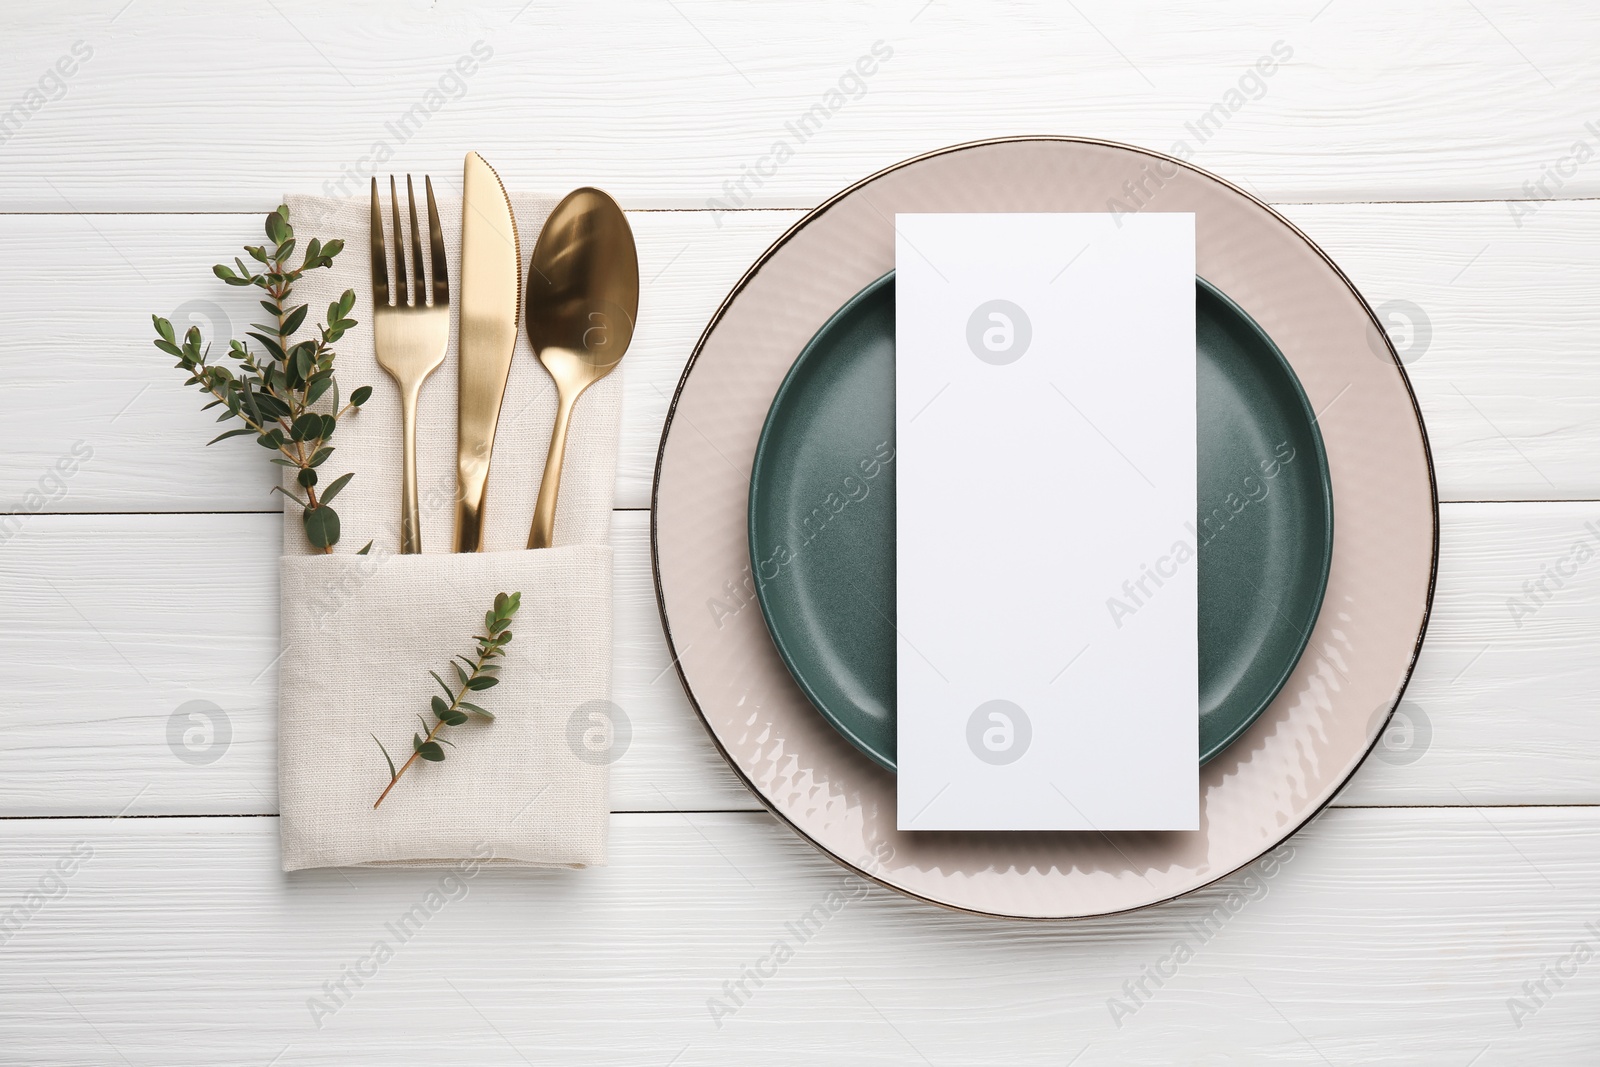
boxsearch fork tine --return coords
[406,175,428,305]
[370,177,389,307]
[390,175,409,307]
[425,175,448,307]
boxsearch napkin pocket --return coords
[277,545,611,872]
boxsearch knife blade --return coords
[454,151,522,552]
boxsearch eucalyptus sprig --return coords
[372,592,522,809]
[152,204,371,553]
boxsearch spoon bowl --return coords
[525,187,639,548]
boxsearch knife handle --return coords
[454,449,490,553]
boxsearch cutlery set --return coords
[372,151,638,554]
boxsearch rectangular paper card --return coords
[895,212,1198,832]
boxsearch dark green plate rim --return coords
[748,269,1334,772]
[1191,275,1334,760]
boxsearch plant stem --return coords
[194,377,334,555]
[372,725,441,810]
[372,647,493,809]
[192,288,332,554]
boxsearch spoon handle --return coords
[527,389,579,549]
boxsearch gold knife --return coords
[453,151,522,552]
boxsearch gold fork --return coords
[371,175,449,554]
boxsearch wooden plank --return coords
[0,510,750,817]
[4,2,1600,209]
[3,504,1598,816]
[4,199,1600,514]
[1,808,1597,1063]
[0,210,793,516]
[1337,501,1600,806]
[1277,200,1600,502]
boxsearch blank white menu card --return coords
[894,212,1198,832]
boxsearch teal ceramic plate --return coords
[748,271,1333,772]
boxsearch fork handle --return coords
[399,381,423,555]
[527,388,580,550]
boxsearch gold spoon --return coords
[525,188,639,549]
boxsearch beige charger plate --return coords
[651,138,1437,919]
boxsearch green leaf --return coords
[282,304,309,335]
[309,446,334,468]
[247,332,286,364]
[466,675,498,690]
[431,695,450,718]
[305,374,334,406]
[212,264,238,282]
[350,385,372,407]
[416,741,446,762]
[266,209,290,245]
[357,540,373,555]
[207,427,255,446]
[154,338,185,358]
[290,413,321,441]
[256,391,292,420]
[153,316,176,344]
[319,472,354,504]
[430,670,454,699]
[413,732,425,752]
[452,661,471,688]
[320,414,337,439]
[257,400,292,426]
[458,701,494,721]
[371,734,397,779]
[270,485,308,507]
[297,467,317,488]
[239,377,264,423]
[438,708,468,727]
[303,504,340,549]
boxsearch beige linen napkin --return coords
[275,191,621,871]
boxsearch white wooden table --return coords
[4,2,1600,1062]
